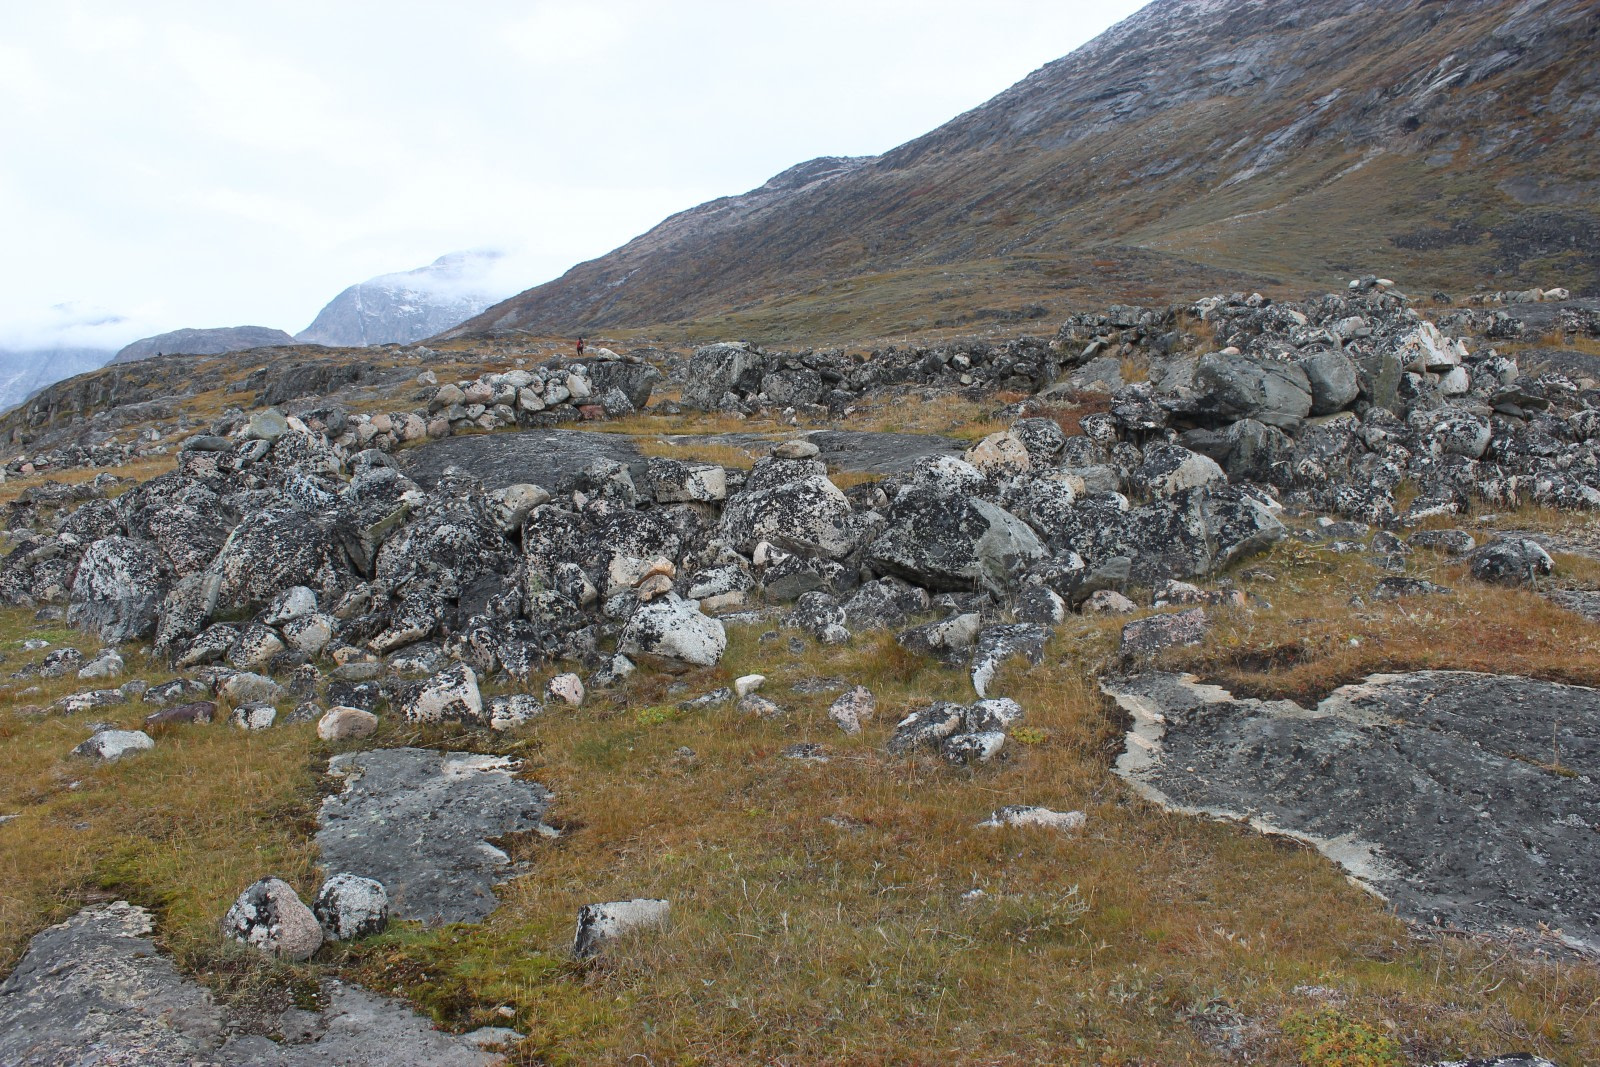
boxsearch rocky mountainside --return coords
[0,347,112,412]
[297,251,504,348]
[113,326,296,364]
[450,0,1600,340]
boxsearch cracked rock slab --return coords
[316,748,552,925]
[1102,671,1600,952]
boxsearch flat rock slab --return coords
[399,428,640,490]
[0,901,496,1066]
[1103,671,1600,952]
[316,748,552,925]
[399,427,966,490]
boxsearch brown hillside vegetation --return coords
[448,0,1600,342]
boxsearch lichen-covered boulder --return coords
[719,462,864,561]
[1131,444,1226,499]
[401,665,485,725]
[618,594,727,668]
[212,509,352,613]
[72,729,154,761]
[572,899,670,959]
[222,877,323,960]
[886,702,966,755]
[680,342,763,409]
[1120,608,1209,657]
[313,873,389,941]
[67,536,169,643]
[1469,538,1554,586]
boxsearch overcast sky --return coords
[0,0,1148,351]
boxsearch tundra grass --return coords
[2,535,1599,1062]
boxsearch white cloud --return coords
[501,3,632,64]
[0,1,1151,345]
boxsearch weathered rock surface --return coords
[571,898,671,959]
[0,901,225,1065]
[313,873,389,941]
[67,536,168,643]
[0,900,501,1065]
[315,749,552,925]
[618,594,727,668]
[1104,671,1600,950]
[73,729,155,761]
[222,877,324,960]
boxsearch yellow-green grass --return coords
[1165,522,1600,702]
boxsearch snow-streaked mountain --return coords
[0,347,114,412]
[296,251,504,347]
[113,326,297,364]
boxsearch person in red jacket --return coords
[576,336,585,357]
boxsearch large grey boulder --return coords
[1130,444,1226,499]
[1297,348,1359,414]
[67,536,168,643]
[1189,353,1312,429]
[618,594,727,667]
[587,359,662,409]
[866,484,1046,594]
[400,665,485,725]
[719,465,864,560]
[680,342,763,409]
[211,509,351,612]
[316,748,552,925]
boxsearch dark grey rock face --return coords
[315,748,552,925]
[1104,671,1600,951]
[1188,353,1312,430]
[867,484,1046,594]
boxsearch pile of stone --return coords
[671,336,1062,416]
[3,277,1591,727]
[188,359,662,462]
[1061,286,1600,525]
[2,441,145,479]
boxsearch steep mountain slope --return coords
[113,326,296,364]
[0,347,113,412]
[297,251,503,347]
[449,0,1600,341]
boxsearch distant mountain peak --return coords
[113,326,296,364]
[297,251,506,347]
